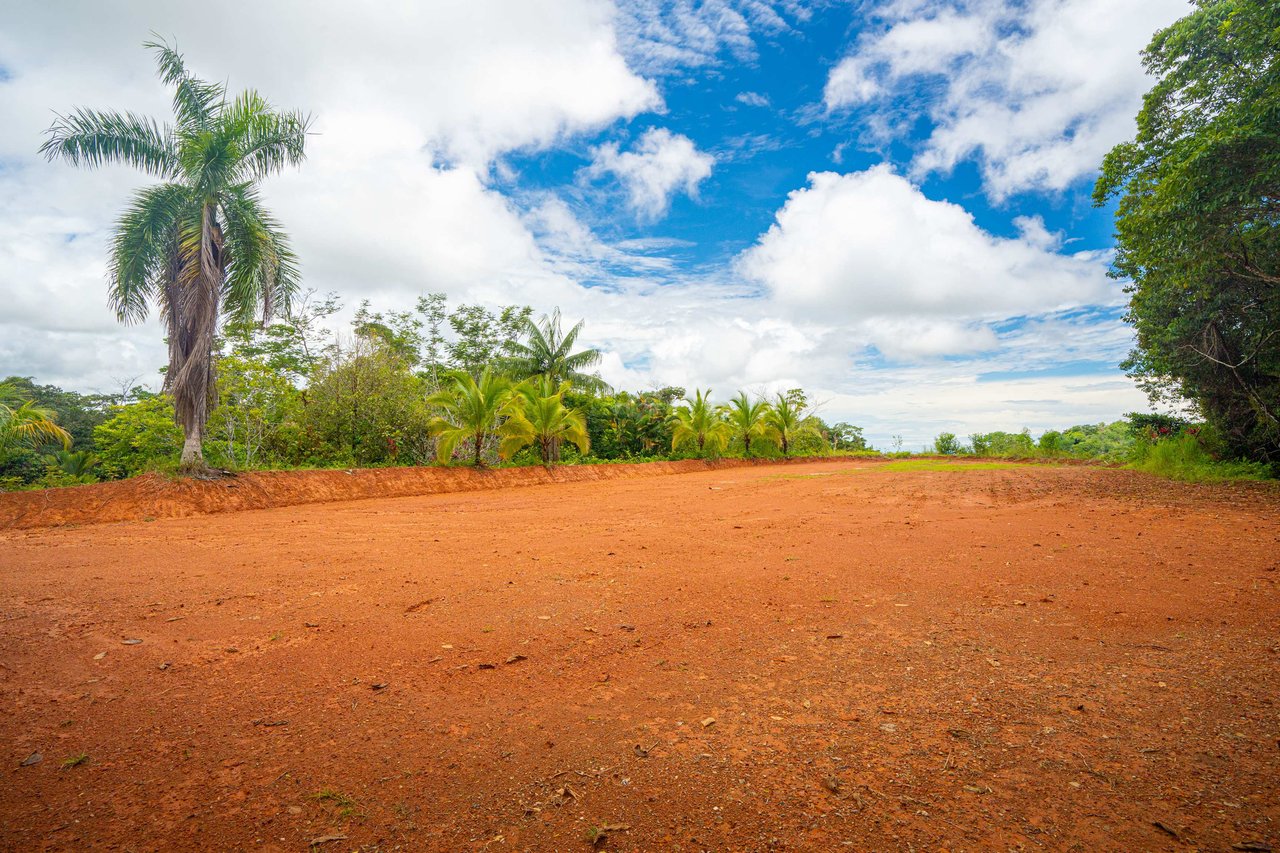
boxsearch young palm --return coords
[426,369,513,466]
[500,378,590,465]
[721,391,770,457]
[671,389,732,456]
[40,39,310,473]
[0,383,72,456]
[763,393,817,458]
[501,308,610,394]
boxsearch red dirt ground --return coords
[1,460,1277,852]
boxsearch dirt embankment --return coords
[0,457,839,530]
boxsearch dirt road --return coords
[1,461,1277,851]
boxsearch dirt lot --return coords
[1,460,1277,852]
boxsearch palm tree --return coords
[0,383,72,456]
[763,393,818,458]
[40,38,310,473]
[500,378,590,464]
[671,389,732,456]
[721,391,770,457]
[426,369,512,466]
[502,308,610,394]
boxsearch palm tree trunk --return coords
[180,420,204,470]
[474,434,483,467]
[744,435,751,457]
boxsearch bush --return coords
[93,396,183,478]
[933,432,961,455]
[1129,432,1272,482]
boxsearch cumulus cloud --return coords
[737,166,1116,357]
[735,91,770,107]
[586,128,715,220]
[824,0,1188,198]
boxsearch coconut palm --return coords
[426,369,512,466]
[721,391,771,457]
[762,393,818,458]
[501,308,610,394]
[40,38,310,473]
[0,383,72,456]
[500,378,590,464]
[671,389,732,456]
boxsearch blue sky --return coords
[0,0,1190,447]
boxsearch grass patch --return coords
[313,788,359,819]
[1128,434,1273,483]
[877,459,1040,473]
[61,753,88,770]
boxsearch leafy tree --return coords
[721,392,771,457]
[41,38,311,472]
[1094,0,1280,463]
[447,303,532,376]
[671,389,732,456]
[417,292,449,388]
[426,369,512,466]
[933,432,962,455]
[93,395,184,478]
[762,392,817,457]
[1,376,112,451]
[500,378,590,464]
[829,422,867,451]
[502,308,609,394]
[969,429,1034,456]
[220,289,340,382]
[353,301,424,366]
[207,352,302,468]
[0,382,72,458]
[302,338,429,466]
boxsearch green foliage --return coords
[1129,432,1273,481]
[932,432,962,455]
[828,422,867,451]
[762,392,818,457]
[1095,0,1280,463]
[206,352,304,468]
[427,369,512,466]
[0,382,73,458]
[447,303,532,377]
[500,379,590,464]
[671,389,732,457]
[302,339,430,466]
[720,392,772,457]
[969,429,1034,457]
[501,308,609,394]
[93,396,183,478]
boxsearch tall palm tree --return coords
[501,308,610,394]
[500,378,590,464]
[426,369,512,466]
[721,391,770,457]
[0,383,72,457]
[40,38,310,473]
[763,393,817,458]
[671,389,732,456]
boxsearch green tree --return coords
[302,338,428,466]
[0,382,72,458]
[207,352,302,468]
[933,432,962,455]
[93,395,184,478]
[500,378,590,464]
[721,392,770,457]
[41,39,311,472]
[447,304,532,376]
[427,369,512,466]
[671,389,732,456]
[502,308,609,394]
[829,422,867,451]
[1094,0,1280,463]
[762,392,817,458]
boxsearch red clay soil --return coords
[1,461,1277,852]
[0,458,837,531]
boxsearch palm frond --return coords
[39,108,178,177]
[145,36,224,131]
[108,183,192,323]
[220,183,300,322]
[222,90,311,182]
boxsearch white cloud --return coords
[586,128,714,220]
[615,0,802,75]
[735,91,771,107]
[824,0,1188,198]
[737,166,1116,356]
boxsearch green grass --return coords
[313,788,359,819]
[1128,434,1273,483]
[61,753,88,770]
[877,459,1042,472]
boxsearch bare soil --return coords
[1,460,1277,852]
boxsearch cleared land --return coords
[1,460,1277,852]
